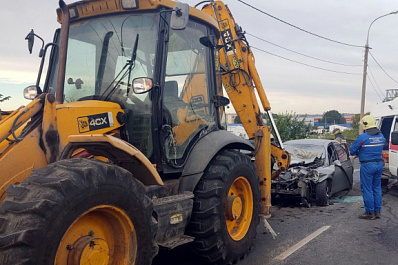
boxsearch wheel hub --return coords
[56,206,137,264]
[226,195,243,221]
[67,236,109,265]
[225,176,254,241]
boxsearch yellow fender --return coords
[61,134,163,186]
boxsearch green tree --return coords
[0,94,11,102]
[351,113,361,132]
[342,129,359,140]
[319,110,346,124]
[265,112,311,141]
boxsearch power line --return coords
[251,46,362,75]
[369,51,398,84]
[246,32,363,67]
[367,65,384,96]
[237,0,364,48]
[367,76,383,101]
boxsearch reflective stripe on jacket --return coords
[350,131,385,162]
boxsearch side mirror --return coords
[391,131,398,145]
[170,3,189,30]
[132,77,153,94]
[25,29,35,54]
[25,29,45,57]
[200,36,217,48]
[212,95,230,108]
[67,78,84,89]
[333,160,342,167]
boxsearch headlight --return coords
[121,0,138,9]
[23,85,38,100]
[69,8,78,19]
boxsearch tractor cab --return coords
[43,0,225,173]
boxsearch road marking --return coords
[274,225,330,261]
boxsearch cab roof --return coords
[56,0,220,37]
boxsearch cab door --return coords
[161,20,217,168]
[389,116,398,177]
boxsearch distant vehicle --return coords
[227,123,249,139]
[272,139,353,206]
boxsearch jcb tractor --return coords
[0,0,290,264]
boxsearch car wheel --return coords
[316,180,331,206]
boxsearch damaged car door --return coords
[329,143,353,194]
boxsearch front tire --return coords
[0,158,158,265]
[316,180,331,206]
[188,150,260,264]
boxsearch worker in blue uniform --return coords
[350,115,385,220]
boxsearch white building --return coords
[328,124,351,133]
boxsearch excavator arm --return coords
[202,1,290,215]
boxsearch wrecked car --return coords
[272,139,354,206]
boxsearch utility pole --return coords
[359,11,398,135]
[360,44,369,134]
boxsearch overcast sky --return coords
[1,0,398,115]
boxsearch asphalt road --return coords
[153,160,398,265]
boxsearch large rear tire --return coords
[0,158,158,265]
[188,150,260,264]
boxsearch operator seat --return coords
[163,81,185,127]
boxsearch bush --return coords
[267,112,311,141]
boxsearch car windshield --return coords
[60,13,159,103]
[284,143,325,163]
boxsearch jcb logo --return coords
[78,117,90,133]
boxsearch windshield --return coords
[62,13,159,103]
[284,143,325,163]
[53,13,159,158]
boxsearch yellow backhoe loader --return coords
[0,0,290,264]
